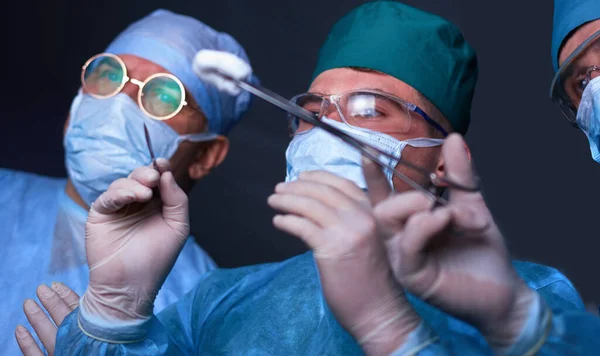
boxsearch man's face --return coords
[307,68,451,192]
[558,20,600,109]
[64,54,227,188]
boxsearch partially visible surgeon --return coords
[17,2,599,355]
[5,9,254,355]
[550,1,600,162]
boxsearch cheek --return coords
[164,111,206,135]
[391,146,440,192]
[168,141,202,179]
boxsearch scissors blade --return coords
[143,123,158,169]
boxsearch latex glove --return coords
[15,282,80,356]
[267,171,422,356]
[370,133,536,348]
[82,158,189,326]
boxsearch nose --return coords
[120,77,142,101]
[590,68,600,81]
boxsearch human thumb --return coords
[159,171,189,232]
[442,134,476,201]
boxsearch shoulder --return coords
[0,169,66,215]
[513,260,585,311]
[0,168,65,203]
[195,252,315,298]
[180,252,320,321]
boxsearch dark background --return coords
[2,0,599,305]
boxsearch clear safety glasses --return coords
[81,53,200,121]
[550,30,600,125]
[288,90,448,137]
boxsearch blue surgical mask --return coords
[577,76,600,162]
[285,117,443,190]
[64,92,216,207]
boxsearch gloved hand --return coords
[15,282,80,356]
[267,171,422,356]
[370,134,536,348]
[81,158,190,326]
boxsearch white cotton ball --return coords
[192,49,252,95]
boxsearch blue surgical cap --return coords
[552,0,600,72]
[105,9,256,135]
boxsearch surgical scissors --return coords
[203,70,479,206]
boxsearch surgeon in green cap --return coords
[27,1,600,355]
[271,1,600,355]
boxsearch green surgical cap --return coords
[312,1,478,134]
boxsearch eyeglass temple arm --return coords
[413,107,448,137]
[211,70,480,199]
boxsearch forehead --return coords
[117,54,198,105]
[559,19,600,66]
[117,54,170,74]
[309,68,422,103]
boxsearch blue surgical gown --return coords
[0,168,217,355]
[55,251,600,355]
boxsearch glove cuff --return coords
[78,295,153,343]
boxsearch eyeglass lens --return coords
[82,55,185,120]
[289,92,412,135]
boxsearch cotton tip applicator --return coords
[193,49,252,95]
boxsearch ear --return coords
[432,140,471,188]
[188,135,230,180]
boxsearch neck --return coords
[65,179,90,211]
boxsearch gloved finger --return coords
[448,203,490,234]
[91,177,155,215]
[272,214,321,249]
[441,134,478,202]
[108,178,154,197]
[154,158,172,175]
[362,156,392,206]
[37,284,73,326]
[397,208,453,274]
[159,171,190,226]
[275,180,368,211]
[23,299,56,354]
[127,166,160,187]
[51,282,80,311]
[15,325,45,356]
[268,193,341,228]
[298,171,367,203]
[373,191,433,233]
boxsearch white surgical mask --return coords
[577,76,600,162]
[64,92,216,207]
[284,117,443,190]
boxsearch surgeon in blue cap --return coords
[5,9,254,355]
